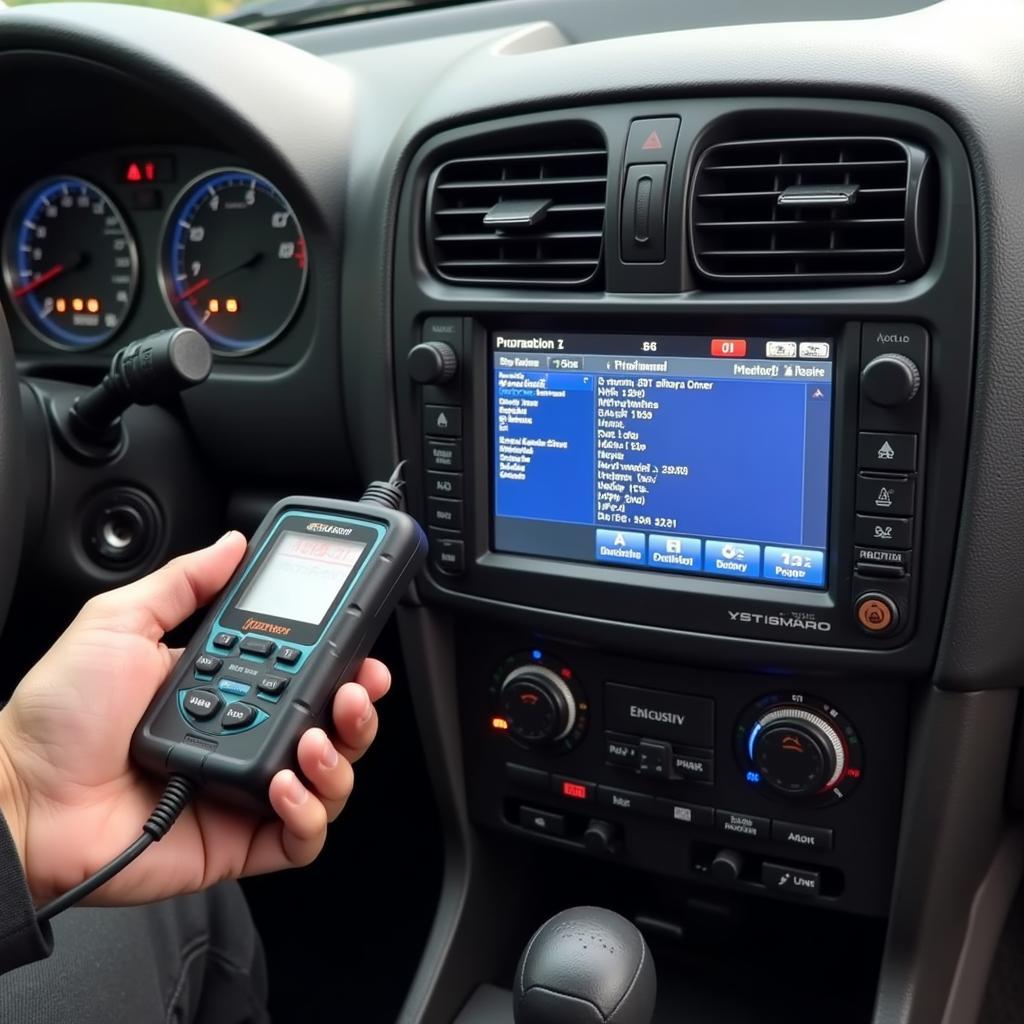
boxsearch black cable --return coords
[35,774,195,923]
[360,461,407,510]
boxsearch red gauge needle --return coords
[178,276,211,300]
[177,252,263,302]
[13,263,66,299]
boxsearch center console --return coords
[391,96,974,936]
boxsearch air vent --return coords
[690,137,934,284]
[426,132,608,287]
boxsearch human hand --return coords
[0,531,390,906]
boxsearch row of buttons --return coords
[605,732,713,783]
[506,763,833,851]
[595,530,825,586]
[211,632,301,668]
[183,688,260,729]
[195,654,290,698]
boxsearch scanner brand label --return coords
[241,618,292,636]
[306,522,353,536]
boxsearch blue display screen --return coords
[492,331,834,588]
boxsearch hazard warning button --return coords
[625,117,680,166]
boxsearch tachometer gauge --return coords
[160,168,307,355]
[3,176,138,350]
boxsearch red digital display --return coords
[711,338,748,357]
[119,156,175,185]
[561,781,588,800]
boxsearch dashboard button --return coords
[605,735,640,769]
[656,799,714,828]
[426,471,462,499]
[553,776,594,801]
[855,593,899,634]
[519,806,567,838]
[597,786,653,815]
[424,404,461,437]
[638,739,672,779]
[624,117,680,165]
[854,546,910,572]
[428,497,463,530]
[855,514,911,548]
[505,763,549,792]
[671,750,714,783]
[856,473,915,516]
[430,531,465,575]
[858,431,917,471]
[715,809,770,841]
[425,438,462,471]
[772,820,834,852]
[763,863,820,897]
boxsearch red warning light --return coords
[560,668,572,681]
[126,163,143,183]
[641,131,663,151]
[711,338,748,358]
[845,768,862,779]
[561,781,588,800]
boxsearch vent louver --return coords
[689,136,934,284]
[426,131,608,287]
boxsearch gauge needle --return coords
[12,251,87,299]
[178,251,263,300]
[14,263,66,298]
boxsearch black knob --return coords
[861,353,921,406]
[514,907,656,1024]
[407,341,457,385]
[710,849,744,883]
[499,666,575,747]
[751,708,845,798]
[583,819,621,856]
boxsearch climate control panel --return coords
[461,627,907,916]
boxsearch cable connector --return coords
[360,461,407,511]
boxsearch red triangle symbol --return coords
[641,131,663,151]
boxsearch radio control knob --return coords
[750,707,846,798]
[861,353,921,406]
[408,341,458,385]
[499,665,576,747]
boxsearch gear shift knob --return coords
[513,907,656,1024]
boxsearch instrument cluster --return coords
[2,147,308,357]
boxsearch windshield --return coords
[4,0,472,29]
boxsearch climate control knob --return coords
[751,708,845,798]
[737,694,862,805]
[499,665,576,746]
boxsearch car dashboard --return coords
[0,1,1022,1023]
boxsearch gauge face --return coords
[160,169,307,354]
[3,177,138,350]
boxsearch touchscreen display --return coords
[492,331,833,588]
[237,531,366,624]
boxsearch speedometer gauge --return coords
[3,176,138,350]
[160,169,307,355]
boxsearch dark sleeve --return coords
[0,810,52,975]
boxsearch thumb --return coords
[86,531,248,638]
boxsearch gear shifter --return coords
[513,907,656,1024]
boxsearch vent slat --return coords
[690,135,929,284]
[426,131,607,287]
